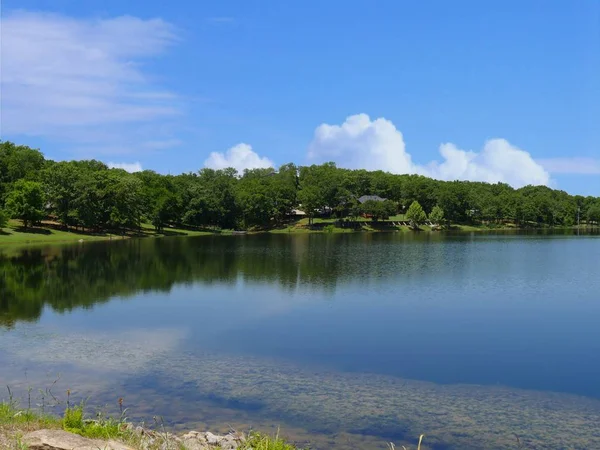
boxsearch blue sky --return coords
[2,0,599,194]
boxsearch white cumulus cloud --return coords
[308,113,417,174]
[204,143,274,173]
[1,10,181,155]
[427,139,550,187]
[107,162,143,173]
[308,114,551,188]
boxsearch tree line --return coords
[1,141,599,232]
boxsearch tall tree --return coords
[237,168,277,228]
[107,172,144,231]
[429,205,445,226]
[0,209,8,228]
[406,200,426,229]
[360,200,397,221]
[0,141,45,202]
[5,180,45,229]
[587,204,600,225]
[43,161,80,229]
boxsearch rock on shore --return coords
[23,428,247,450]
[23,430,133,450]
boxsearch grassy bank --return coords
[269,217,538,234]
[0,220,212,247]
[0,400,299,450]
[2,217,594,248]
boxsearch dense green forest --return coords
[0,141,599,232]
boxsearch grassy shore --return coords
[269,217,522,234]
[2,217,593,248]
[0,220,212,247]
[0,400,300,450]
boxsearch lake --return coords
[1,232,600,449]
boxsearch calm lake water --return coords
[1,232,600,449]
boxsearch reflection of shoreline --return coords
[3,233,600,327]
[3,327,600,450]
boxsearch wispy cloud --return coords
[1,11,182,156]
[537,157,600,175]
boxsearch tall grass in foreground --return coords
[243,430,297,450]
[0,396,302,450]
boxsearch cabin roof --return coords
[358,195,386,204]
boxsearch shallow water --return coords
[1,232,600,449]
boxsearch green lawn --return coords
[0,220,116,246]
[0,220,213,248]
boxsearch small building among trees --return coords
[358,195,387,204]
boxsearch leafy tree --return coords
[297,163,344,224]
[5,180,45,228]
[74,171,105,230]
[0,209,8,228]
[106,172,144,230]
[437,182,469,223]
[43,161,80,229]
[180,168,239,229]
[360,199,396,221]
[402,175,439,213]
[297,186,321,225]
[151,191,180,232]
[272,163,299,223]
[587,204,600,225]
[0,141,45,182]
[429,205,445,226]
[0,141,45,202]
[406,200,426,229]
[203,168,239,229]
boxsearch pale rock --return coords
[182,431,201,440]
[219,435,239,450]
[180,430,210,450]
[204,432,223,445]
[23,429,134,450]
[182,438,209,450]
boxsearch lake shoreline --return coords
[1,219,596,248]
[0,400,300,450]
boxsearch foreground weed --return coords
[63,401,127,440]
[14,435,29,450]
[243,429,298,450]
[0,402,61,429]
